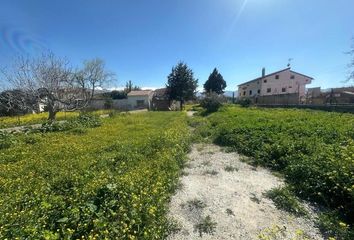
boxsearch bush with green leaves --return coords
[200,92,224,113]
[238,98,252,107]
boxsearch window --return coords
[282,87,287,93]
[136,100,145,107]
[263,79,267,83]
[243,91,246,96]
[267,88,271,93]
[290,75,295,79]
[249,90,252,95]
[289,86,292,88]
[257,89,261,94]
[275,75,279,79]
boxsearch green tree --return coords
[203,68,226,94]
[166,62,198,110]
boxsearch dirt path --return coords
[167,144,323,239]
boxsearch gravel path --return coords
[167,144,323,240]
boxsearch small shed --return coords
[127,90,153,109]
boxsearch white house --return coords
[127,90,153,109]
[238,68,313,100]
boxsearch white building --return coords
[127,90,153,109]
[238,68,313,100]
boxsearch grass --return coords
[0,111,190,239]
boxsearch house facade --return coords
[238,68,313,101]
[127,90,153,109]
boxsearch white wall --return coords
[238,80,261,98]
[261,69,311,97]
[238,69,312,98]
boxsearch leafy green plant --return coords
[318,211,353,240]
[265,187,308,216]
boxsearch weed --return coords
[226,208,234,216]
[250,193,261,204]
[184,199,206,210]
[203,170,218,176]
[224,165,238,172]
[201,160,211,166]
[165,218,182,236]
[194,215,217,237]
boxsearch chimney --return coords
[262,68,266,77]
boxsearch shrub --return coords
[238,98,252,107]
[200,92,224,113]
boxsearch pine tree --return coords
[203,68,227,94]
[166,62,198,110]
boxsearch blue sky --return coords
[0,0,353,91]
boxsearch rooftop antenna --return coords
[287,58,293,68]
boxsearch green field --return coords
[1,106,353,239]
[191,105,354,239]
[0,112,190,239]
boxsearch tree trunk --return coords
[47,102,57,122]
[180,99,184,111]
[48,110,57,122]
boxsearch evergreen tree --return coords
[166,62,198,110]
[203,68,227,94]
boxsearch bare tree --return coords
[1,53,115,121]
[1,53,97,120]
[79,58,115,99]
